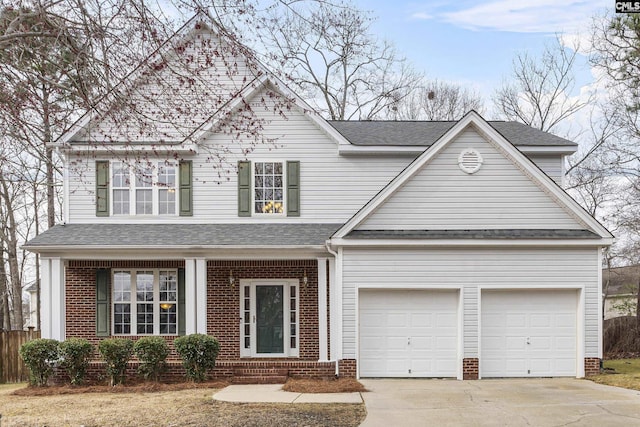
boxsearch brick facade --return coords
[463,358,479,380]
[64,259,329,381]
[207,260,319,360]
[338,359,357,378]
[584,357,601,376]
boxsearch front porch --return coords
[41,257,344,381]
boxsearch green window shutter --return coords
[178,268,186,336]
[96,161,109,217]
[179,161,193,216]
[238,161,252,217]
[96,269,110,337]
[287,161,300,217]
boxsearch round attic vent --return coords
[458,148,483,174]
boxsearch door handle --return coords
[407,337,411,345]
[526,337,530,345]
[253,315,256,323]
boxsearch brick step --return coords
[233,368,289,377]
[231,375,289,384]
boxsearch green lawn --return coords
[589,359,640,390]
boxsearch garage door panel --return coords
[359,289,458,378]
[481,290,577,378]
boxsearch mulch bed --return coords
[283,377,366,393]
[13,380,229,396]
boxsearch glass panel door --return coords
[256,285,284,354]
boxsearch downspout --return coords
[325,240,340,377]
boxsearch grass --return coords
[589,359,640,391]
[0,381,366,426]
[283,377,366,393]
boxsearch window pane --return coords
[136,272,154,301]
[137,303,153,334]
[159,271,177,301]
[114,303,131,334]
[158,163,176,186]
[135,167,152,187]
[159,303,176,336]
[136,189,153,214]
[114,272,131,302]
[112,163,129,187]
[254,162,284,214]
[113,190,130,215]
[159,189,176,215]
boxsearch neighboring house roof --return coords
[23,223,342,250]
[604,265,640,296]
[331,111,614,243]
[328,120,577,148]
[347,229,600,239]
[24,281,38,293]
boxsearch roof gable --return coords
[332,111,613,241]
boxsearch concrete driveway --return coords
[359,378,640,426]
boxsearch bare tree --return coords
[390,79,484,120]
[493,37,590,133]
[263,1,422,120]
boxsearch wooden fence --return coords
[0,329,41,383]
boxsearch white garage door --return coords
[481,290,577,378]
[359,289,458,377]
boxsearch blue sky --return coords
[352,0,609,112]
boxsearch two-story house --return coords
[25,17,613,381]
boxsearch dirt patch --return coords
[283,377,366,393]
[1,384,366,426]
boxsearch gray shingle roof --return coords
[25,223,342,248]
[346,229,599,239]
[328,121,577,147]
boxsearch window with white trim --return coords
[254,162,284,214]
[111,161,177,215]
[112,270,178,335]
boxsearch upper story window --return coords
[111,162,177,216]
[254,162,284,214]
[237,160,299,217]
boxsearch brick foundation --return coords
[584,357,601,376]
[53,360,337,384]
[338,359,357,378]
[463,358,479,380]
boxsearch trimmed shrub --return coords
[133,337,169,382]
[174,334,220,382]
[98,338,134,386]
[59,338,94,385]
[19,338,59,386]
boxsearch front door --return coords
[256,285,284,354]
[240,280,299,357]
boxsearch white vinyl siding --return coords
[357,128,583,230]
[341,247,599,361]
[66,86,413,223]
[526,154,564,185]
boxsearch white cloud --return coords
[411,12,433,20]
[440,1,604,34]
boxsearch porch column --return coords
[41,257,64,340]
[195,258,207,334]
[40,257,51,338]
[184,258,197,334]
[317,257,328,361]
[329,251,342,361]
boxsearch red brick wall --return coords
[65,261,184,350]
[584,357,600,376]
[207,260,319,360]
[338,359,357,378]
[463,358,479,380]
